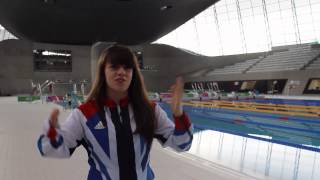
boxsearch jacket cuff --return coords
[47,126,57,140]
[174,112,191,130]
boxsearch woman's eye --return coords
[110,65,117,69]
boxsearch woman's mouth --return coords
[115,78,125,83]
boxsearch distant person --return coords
[65,93,72,109]
[37,45,193,180]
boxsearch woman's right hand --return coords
[49,108,60,128]
[170,76,184,117]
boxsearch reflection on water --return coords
[160,101,320,180]
[189,130,320,180]
[187,106,320,152]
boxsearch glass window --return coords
[241,81,256,90]
[155,0,320,56]
[251,0,263,8]
[265,0,279,5]
[303,79,320,94]
[279,0,291,10]
[295,0,310,6]
[308,79,320,90]
[239,0,251,10]
[253,7,264,15]
[241,9,253,17]
[226,2,237,12]
[33,49,72,72]
[266,3,280,13]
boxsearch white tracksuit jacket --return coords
[37,98,193,180]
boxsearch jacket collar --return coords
[104,96,129,108]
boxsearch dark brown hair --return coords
[86,45,156,146]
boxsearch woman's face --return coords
[105,62,133,94]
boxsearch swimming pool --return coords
[160,99,320,180]
[161,99,320,152]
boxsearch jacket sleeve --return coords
[37,108,84,158]
[154,104,193,152]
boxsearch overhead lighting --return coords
[160,5,172,11]
[42,50,71,57]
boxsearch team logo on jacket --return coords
[94,121,105,129]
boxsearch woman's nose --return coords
[116,66,126,74]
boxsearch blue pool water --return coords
[160,101,320,152]
[160,99,320,180]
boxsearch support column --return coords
[262,0,273,49]
[212,5,224,55]
[236,0,247,54]
[290,0,301,44]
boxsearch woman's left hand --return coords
[170,76,184,117]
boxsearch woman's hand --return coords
[170,76,184,117]
[49,108,60,128]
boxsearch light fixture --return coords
[160,5,172,11]
[42,0,56,4]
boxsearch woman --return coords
[37,45,193,180]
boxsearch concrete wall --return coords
[0,40,318,96]
[140,44,264,92]
[0,40,33,95]
[32,42,91,95]
[0,39,91,95]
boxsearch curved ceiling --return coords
[0,0,219,45]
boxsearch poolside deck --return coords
[0,96,271,180]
